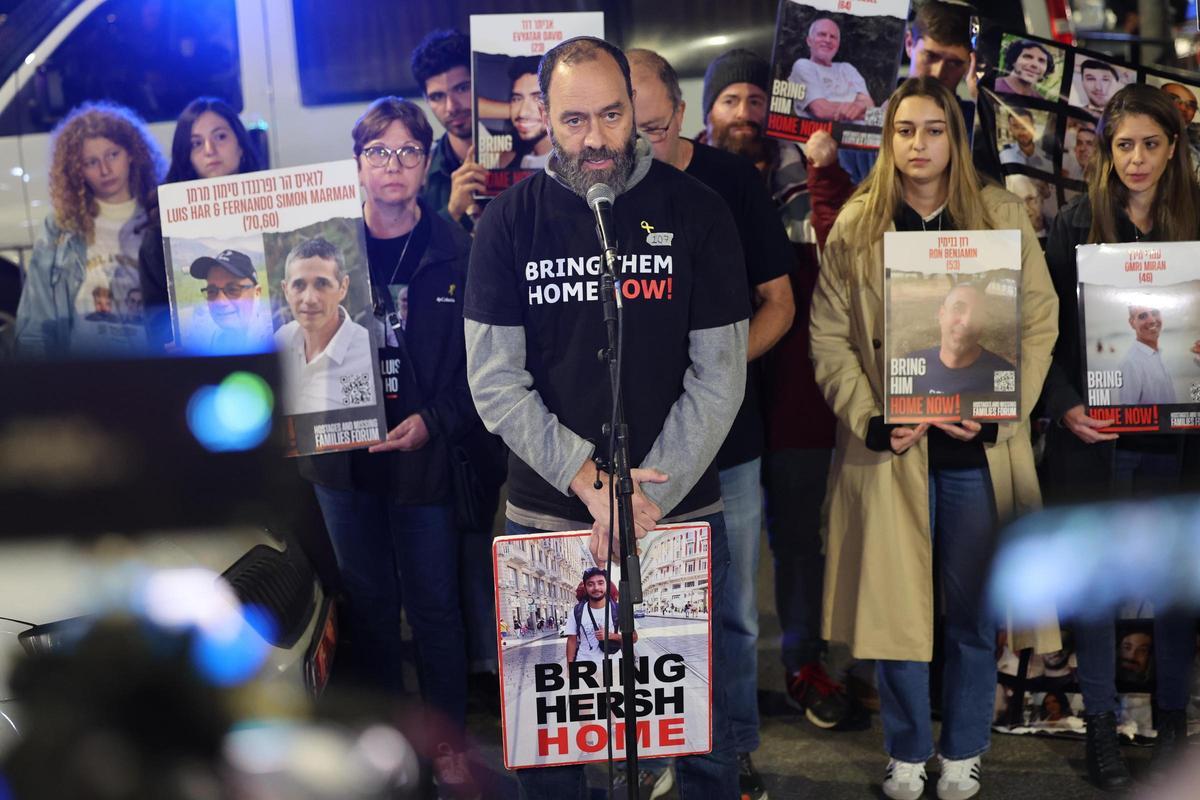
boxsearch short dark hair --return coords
[909,0,975,51]
[582,566,608,583]
[1079,59,1119,79]
[410,29,470,92]
[1002,39,1055,78]
[508,55,542,86]
[284,237,345,282]
[352,96,433,159]
[627,48,683,109]
[538,37,632,113]
[1009,106,1035,121]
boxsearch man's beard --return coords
[550,128,637,198]
[713,119,772,163]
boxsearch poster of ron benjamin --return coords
[884,229,1022,424]
[160,160,386,457]
[469,11,604,196]
[766,0,910,148]
[493,524,712,769]
[1077,242,1200,433]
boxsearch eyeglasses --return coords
[1172,97,1199,112]
[203,282,256,300]
[638,109,678,144]
[362,145,426,168]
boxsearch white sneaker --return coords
[883,758,927,800]
[937,755,981,800]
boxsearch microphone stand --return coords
[597,239,644,800]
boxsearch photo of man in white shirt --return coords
[787,16,875,122]
[1117,304,1200,405]
[274,236,375,415]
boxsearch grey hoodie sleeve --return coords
[465,320,595,495]
[636,320,748,514]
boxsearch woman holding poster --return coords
[811,77,1059,800]
[15,102,165,356]
[1039,84,1200,790]
[137,97,263,351]
[298,97,491,787]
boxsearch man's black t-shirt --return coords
[465,161,750,521]
[684,140,794,469]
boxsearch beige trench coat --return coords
[810,185,1062,662]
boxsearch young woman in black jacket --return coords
[1040,83,1200,790]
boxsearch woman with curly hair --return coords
[16,101,165,355]
[138,97,262,350]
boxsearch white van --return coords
[0,0,400,267]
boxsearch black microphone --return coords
[586,183,618,268]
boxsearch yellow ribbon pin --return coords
[640,221,655,234]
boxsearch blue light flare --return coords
[187,371,274,452]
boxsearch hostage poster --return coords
[766,0,910,149]
[1077,242,1200,433]
[494,524,712,769]
[160,160,387,457]
[884,229,1022,423]
[976,27,1200,244]
[469,11,604,196]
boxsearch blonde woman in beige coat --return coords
[810,78,1059,800]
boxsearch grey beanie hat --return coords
[701,48,770,119]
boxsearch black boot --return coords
[1085,712,1132,790]
[1151,707,1188,770]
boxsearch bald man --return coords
[1162,83,1200,178]
[787,16,874,121]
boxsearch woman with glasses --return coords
[299,96,483,789]
[16,102,165,356]
[138,96,263,350]
[1040,83,1200,791]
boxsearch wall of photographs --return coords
[978,28,1200,243]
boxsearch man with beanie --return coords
[633,46,797,800]
[700,47,851,798]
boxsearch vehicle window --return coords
[292,0,781,106]
[0,0,241,136]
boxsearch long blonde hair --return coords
[1087,83,1200,244]
[843,77,993,272]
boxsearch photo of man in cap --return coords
[274,236,375,416]
[189,248,273,353]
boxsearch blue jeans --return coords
[877,467,997,762]
[764,448,832,673]
[718,458,764,752]
[509,513,738,800]
[1075,448,1194,713]
[313,485,466,730]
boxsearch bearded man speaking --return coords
[464,36,749,799]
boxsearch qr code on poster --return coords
[994,371,1016,392]
[1190,382,1200,401]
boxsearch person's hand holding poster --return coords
[766,0,909,148]
[884,229,1022,423]
[1078,242,1200,433]
[161,160,387,456]
[469,12,604,196]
